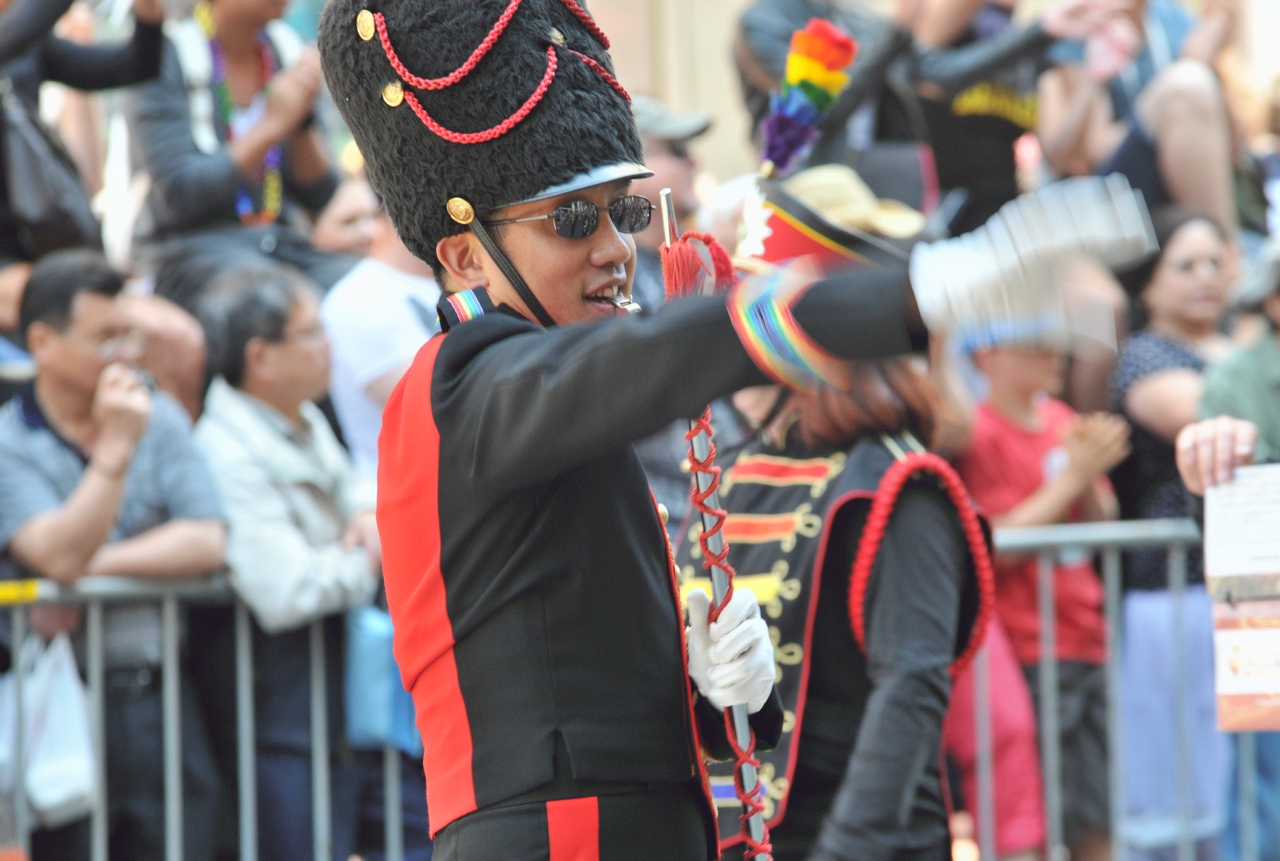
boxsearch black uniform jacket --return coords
[375,268,926,848]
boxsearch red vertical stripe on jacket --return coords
[377,336,477,835]
[546,797,600,861]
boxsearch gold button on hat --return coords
[447,198,476,225]
[382,81,404,107]
[356,9,376,41]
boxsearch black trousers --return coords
[431,783,710,861]
[107,670,221,861]
[256,747,432,861]
[32,670,221,861]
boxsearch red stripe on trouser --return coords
[546,797,600,861]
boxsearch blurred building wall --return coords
[592,0,760,181]
[592,0,1280,182]
[1243,0,1280,105]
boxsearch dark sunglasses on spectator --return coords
[486,195,655,240]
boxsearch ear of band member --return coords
[468,220,558,328]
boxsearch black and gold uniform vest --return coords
[675,431,992,850]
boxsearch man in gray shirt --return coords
[0,250,225,861]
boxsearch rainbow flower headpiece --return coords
[760,18,857,178]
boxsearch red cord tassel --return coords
[661,231,739,302]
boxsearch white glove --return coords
[909,175,1156,346]
[686,588,775,714]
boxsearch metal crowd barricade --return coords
[968,518,1260,861]
[0,576,410,861]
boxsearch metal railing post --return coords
[1168,544,1193,861]
[87,600,107,861]
[384,745,404,861]
[1102,548,1124,861]
[235,603,258,861]
[1238,732,1259,861]
[310,621,331,861]
[1037,551,1064,861]
[973,644,996,861]
[11,607,27,855]
[162,595,183,861]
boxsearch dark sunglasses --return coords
[486,195,655,240]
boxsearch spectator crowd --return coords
[0,0,1278,859]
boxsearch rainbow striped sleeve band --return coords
[726,260,845,392]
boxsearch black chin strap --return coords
[469,221,557,328]
[759,387,794,433]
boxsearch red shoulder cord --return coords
[686,410,772,860]
[848,452,994,678]
[372,0,628,145]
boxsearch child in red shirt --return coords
[957,345,1129,861]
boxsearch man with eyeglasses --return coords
[0,249,225,861]
[193,264,433,861]
[319,1,1155,857]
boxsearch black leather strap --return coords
[469,221,557,328]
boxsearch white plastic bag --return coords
[0,634,96,828]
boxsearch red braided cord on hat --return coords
[685,408,773,860]
[401,45,557,145]
[848,453,995,678]
[567,48,630,103]
[374,0,608,93]
[374,2,521,91]
[557,0,610,47]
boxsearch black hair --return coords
[19,249,125,343]
[198,265,312,388]
[1116,206,1227,331]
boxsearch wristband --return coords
[726,258,845,393]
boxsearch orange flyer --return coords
[1214,600,1280,732]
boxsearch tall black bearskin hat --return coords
[318,0,648,277]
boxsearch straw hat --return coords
[782,164,926,240]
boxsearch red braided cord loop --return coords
[847,453,995,678]
[567,49,630,103]
[686,407,736,622]
[374,2,521,91]
[724,708,772,859]
[685,407,773,860]
[401,46,557,145]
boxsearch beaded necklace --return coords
[195,1,282,226]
